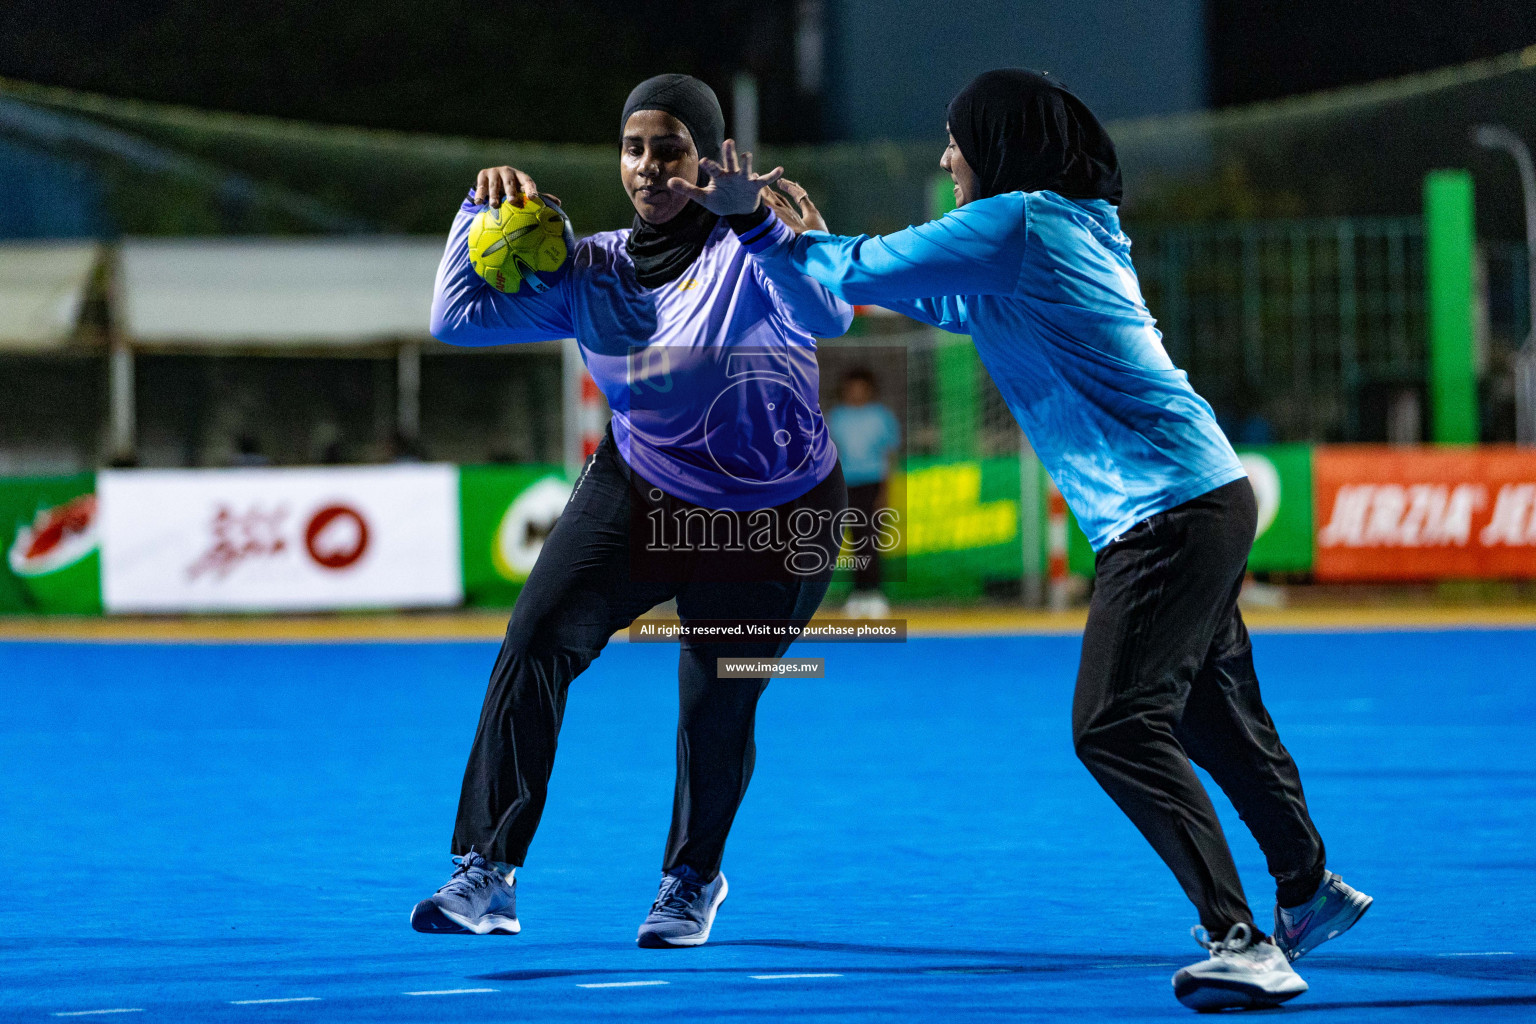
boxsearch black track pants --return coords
[452,430,844,881]
[1071,478,1327,934]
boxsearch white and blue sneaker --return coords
[1172,922,1309,1011]
[409,850,520,935]
[636,866,728,948]
[1275,870,1373,962]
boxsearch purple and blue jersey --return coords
[739,191,1247,550]
[431,195,852,510]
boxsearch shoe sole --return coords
[1279,892,1374,962]
[410,900,520,935]
[636,875,729,948]
[1173,972,1308,1012]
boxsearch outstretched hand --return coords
[667,139,783,217]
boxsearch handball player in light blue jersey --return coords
[682,69,1373,1012]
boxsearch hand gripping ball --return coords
[468,194,574,294]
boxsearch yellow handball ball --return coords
[468,194,571,294]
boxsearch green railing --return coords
[1135,216,1426,441]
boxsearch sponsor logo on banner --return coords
[458,465,571,607]
[305,505,370,569]
[100,465,462,612]
[1238,453,1281,540]
[900,462,1016,556]
[493,477,571,582]
[2,481,104,614]
[10,494,98,577]
[1313,447,1536,580]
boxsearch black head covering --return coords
[946,69,1122,205]
[620,73,725,162]
[621,74,726,287]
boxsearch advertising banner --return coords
[99,465,462,612]
[1239,445,1314,572]
[885,456,1022,600]
[1314,446,1536,581]
[0,473,102,614]
[459,464,572,607]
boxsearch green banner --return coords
[1064,445,1316,576]
[459,464,572,608]
[465,457,1026,607]
[0,473,102,615]
[1239,445,1314,572]
[883,456,1023,600]
[1066,491,1095,577]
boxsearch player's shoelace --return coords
[652,875,704,916]
[436,851,499,898]
[1193,921,1255,958]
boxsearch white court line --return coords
[403,988,498,995]
[52,1013,143,1018]
[576,980,669,989]
[1438,952,1514,957]
[750,973,844,980]
[229,997,323,1004]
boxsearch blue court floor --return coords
[2,627,1534,1021]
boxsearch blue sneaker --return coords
[1274,870,1373,962]
[409,850,520,935]
[636,866,728,948]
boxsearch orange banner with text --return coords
[1314,447,1536,580]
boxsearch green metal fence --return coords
[1134,216,1427,442]
[897,215,1436,455]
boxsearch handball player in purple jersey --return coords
[410,74,852,948]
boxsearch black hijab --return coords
[946,69,1122,205]
[621,74,726,287]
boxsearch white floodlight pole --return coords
[1473,124,1536,444]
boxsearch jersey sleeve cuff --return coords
[728,207,793,254]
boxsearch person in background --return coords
[386,428,424,463]
[231,434,269,468]
[827,367,899,618]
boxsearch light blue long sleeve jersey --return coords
[739,191,1246,550]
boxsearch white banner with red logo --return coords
[98,466,462,612]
